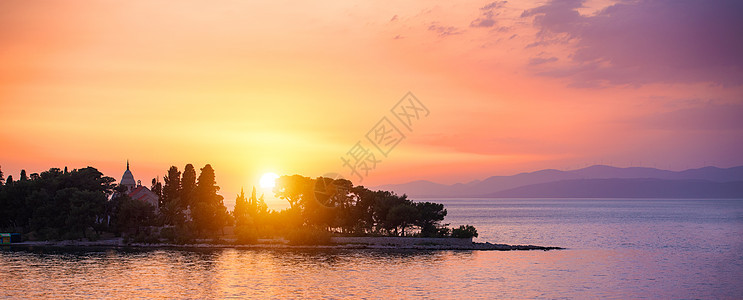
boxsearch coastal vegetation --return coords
[0,165,477,244]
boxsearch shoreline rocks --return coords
[6,237,563,251]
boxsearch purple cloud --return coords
[528,56,558,66]
[481,1,507,11]
[522,0,743,87]
[471,16,496,28]
[428,24,463,37]
[471,1,507,28]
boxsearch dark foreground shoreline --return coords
[5,237,563,251]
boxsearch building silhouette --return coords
[118,160,158,208]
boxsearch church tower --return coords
[120,160,136,193]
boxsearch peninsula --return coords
[1,164,560,251]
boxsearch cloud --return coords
[522,0,743,87]
[481,1,507,11]
[528,56,558,66]
[428,24,463,37]
[470,1,507,28]
[471,16,495,28]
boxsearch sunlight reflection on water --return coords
[2,246,741,299]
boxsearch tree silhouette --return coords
[150,178,163,201]
[181,164,196,210]
[163,166,181,207]
[160,166,183,225]
[248,186,258,215]
[415,202,447,237]
[114,192,156,236]
[387,204,418,236]
[0,163,463,242]
[273,175,313,210]
[192,164,228,234]
[0,166,115,239]
[233,187,250,228]
[451,225,478,238]
[66,190,107,239]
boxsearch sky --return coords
[1,0,742,209]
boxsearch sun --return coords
[259,172,279,189]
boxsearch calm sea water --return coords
[2,198,742,299]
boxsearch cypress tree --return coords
[192,164,227,234]
[181,164,197,209]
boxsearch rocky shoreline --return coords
[6,237,563,251]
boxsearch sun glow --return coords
[259,172,279,189]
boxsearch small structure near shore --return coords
[0,233,22,244]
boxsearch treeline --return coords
[0,166,116,240]
[0,164,230,241]
[272,175,452,237]
[151,164,230,236]
[0,165,477,244]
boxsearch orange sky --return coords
[2,0,742,209]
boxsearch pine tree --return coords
[20,169,27,181]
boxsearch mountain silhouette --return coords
[373,165,743,198]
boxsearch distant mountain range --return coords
[373,165,743,198]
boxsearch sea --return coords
[1,198,742,299]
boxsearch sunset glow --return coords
[1,0,741,209]
[2,2,742,298]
